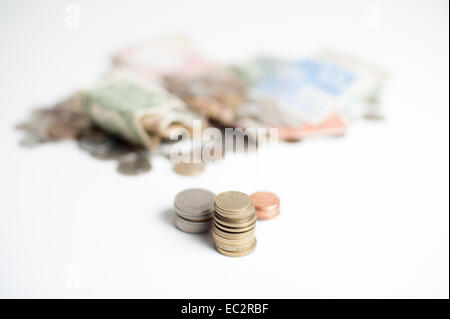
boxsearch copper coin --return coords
[256,208,280,220]
[251,191,279,212]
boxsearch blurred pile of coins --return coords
[174,189,215,233]
[15,97,228,177]
[77,129,152,175]
[15,97,91,146]
[17,37,387,178]
[163,69,247,126]
[15,98,153,176]
[212,191,257,257]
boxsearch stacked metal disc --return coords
[212,191,257,257]
[174,188,215,233]
[251,191,280,220]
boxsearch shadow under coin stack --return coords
[174,188,215,233]
[213,191,257,257]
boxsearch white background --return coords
[0,0,448,298]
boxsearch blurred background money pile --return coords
[16,35,388,175]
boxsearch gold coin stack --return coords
[212,191,257,257]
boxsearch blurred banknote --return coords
[235,99,347,140]
[112,34,214,82]
[80,74,206,149]
[231,50,388,139]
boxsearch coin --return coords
[214,218,256,233]
[173,188,215,234]
[174,188,215,215]
[48,121,79,139]
[255,208,280,220]
[92,142,134,160]
[213,227,255,240]
[251,191,280,220]
[214,191,253,214]
[175,214,212,233]
[213,212,256,228]
[78,130,114,155]
[215,238,255,250]
[251,191,279,211]
[214,204,256,220]
[116,152,152,175]
[174,162,205,176]
[175,207,213,222]
[212,227,255,242]
[215,239,257,257]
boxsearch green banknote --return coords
[81,77,201,149]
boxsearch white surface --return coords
[0,0,448,298]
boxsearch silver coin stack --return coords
[174,188,215,233]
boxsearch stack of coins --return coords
[251,191,280,220]
[212,191,257,257]
[174,188,215,233]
